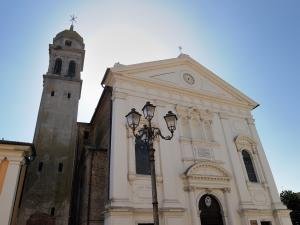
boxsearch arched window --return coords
[53,58,62,74]
[67,60,76,77]
[242,150,258,182]
[135,138,150,175]
[199,194,224,225]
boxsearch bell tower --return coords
[17,25,85,225]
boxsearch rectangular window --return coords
[38,162,43,172]
[67,93,71,99]
[261,222,272,225]
[58,163,63,172]
[250,220,258,225]
[50,207,55,216]
[135,138,150,175]
[51,91,55,96]
[83,131,89,139]
[65,40,72,46]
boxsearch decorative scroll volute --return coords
[175,105,189,119]
[200,109,213,121]
[188,108,201,120]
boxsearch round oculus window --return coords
[183,73,195,85]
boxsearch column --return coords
[109,90,130,207]
[218,113,252,207]
[153,140,162,178]
[156,105,181,207]
[251,149,266,184]
[190,189,201,225]
[0,157,23,225]
[127,131,136,183]
[174,106,187,162]
[246,117,283,208]
[223,188,237,225]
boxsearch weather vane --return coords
[178,46,183,54]
[70,14,77,26]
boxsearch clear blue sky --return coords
[0,0,299,192]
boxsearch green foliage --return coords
[280,190,300,210]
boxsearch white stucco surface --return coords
[103,55,292,225]
[0,144,31,225]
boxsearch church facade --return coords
[14,27,292,225]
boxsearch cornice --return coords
[110,74,255,111]
[107,56,258,108]
[43,74,82,84]
[111,90,128,100]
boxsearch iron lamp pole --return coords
[125,102,177,225]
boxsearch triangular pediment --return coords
[103,54,258,109]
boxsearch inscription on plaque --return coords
[193,147,212,159]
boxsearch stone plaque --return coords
[193,147,212,159]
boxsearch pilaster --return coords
[0,158,22,225]
[218,112,253,208]
[109,90,130,206]
[246,116,283,208]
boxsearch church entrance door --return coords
[199,194,224,225]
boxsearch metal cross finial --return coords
[70,14,77,26]
[178,46,183,54]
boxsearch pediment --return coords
[182,161,231,191]
[103,54,258,109]
[185,161,231,181]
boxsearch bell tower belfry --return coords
[17,25,85,225]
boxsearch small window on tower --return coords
[53,58,62,74]
[65,40,72,46]
[83,131,89,139]
[38,162,43,172]
[67,93,71,99]
[58,163,63,172]
[50,207,55,216]
[51,91,55,96]
[67,61,76,77]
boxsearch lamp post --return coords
[125,101,177,225]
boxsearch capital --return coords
[222,187,231,193]
[218,112,229,120]
[246,116,255,125]
[111,91,128,100]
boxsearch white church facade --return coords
[102,55,291,225]
[10,26,292,225]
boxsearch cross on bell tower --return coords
[69,14,77,30]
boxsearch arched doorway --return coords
[199,194,224,225]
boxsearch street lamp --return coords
[125,101,177,225]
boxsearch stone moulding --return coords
[182,161,231,191]
[235,135,258,154]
